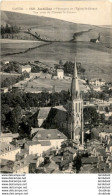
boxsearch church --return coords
[67,59,84,144]
[32,59,84,145]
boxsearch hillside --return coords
[1,11,112,46]
[1,11,112,82]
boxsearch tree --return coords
[1,104,10,115]
[10,105,22,132]
[1,114,6,125]
[73,153,82,173]
[83,106,99,128]
[59,60,63,66]
[100,114,105,123]
[19,122,31,138]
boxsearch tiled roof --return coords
[54,109,67,122]
[68,148,77,154]
[0,142,19,154]
[33,129,67,140]
[52,156,62,163]
[96,148,106,157]
[37,107,51,119]
[82,157,98,164]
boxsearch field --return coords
[24,77,88,93]
[1,41,112,82]
[1,39,47,55]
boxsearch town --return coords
[0,59,112,174]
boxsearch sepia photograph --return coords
[0,1,112,174]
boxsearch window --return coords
[76,103,77,112]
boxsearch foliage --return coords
[1,72,29,88]
[1,24,20,35]
[9,105,22,133]
[83,106,99,128]
[63,61,85,76]
[73,153,82,173]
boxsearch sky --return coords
[1,1,112,25]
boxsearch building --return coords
[67,60,84,143]
[1,87,9,93]
[32,128,67,149]
[19,65,31,74]
[0,133,19,144]
[90,34,100,43]
[89,78,105,86]
[0,142,20,161]
[32,60,84,145]
[57,69,64,79]
[25,140,52,156]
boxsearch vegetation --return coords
[73,153,82,173]
[1,24,20,38]
[1,72,29,88]
[63,61,85,76]
[83,106,100,128]
[1,62,20,73]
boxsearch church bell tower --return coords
[67,59,84,144]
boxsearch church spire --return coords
[71,58,80,100]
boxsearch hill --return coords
[1,11,112,82]
[1,11,112,46]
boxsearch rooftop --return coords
[82,157,98,164]
[33,129,67,141]
[37,107,51,119]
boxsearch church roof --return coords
[37,107,51,119]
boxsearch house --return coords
[89,78,105,86]
[32,128,67,149]
[25,140,52,156]
[57,69,64,79]
[3,61,9,65]
[19,65,31,74]
[0,159,14,173]
[1,87,9,93]
[0,133,19,144]
[0,142,20,161]
[92,86,101,92]
[90,34,100,43]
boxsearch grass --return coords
[1,11,112,44]
[24,77,88,93]
[1,41,45,55]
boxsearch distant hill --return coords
[1,11,112,47]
